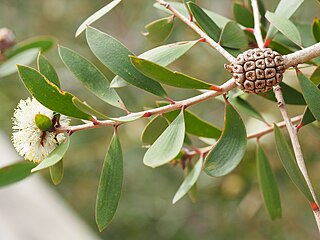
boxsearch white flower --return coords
[12,97,70,163]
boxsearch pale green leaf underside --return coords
[266,0,304,38]
[266,11,302,46]
[0,48,39,78]
[31,136,70,172]
[110,40,198,88]
[75,0,122,37]
[173,156,203,204]
[143,109,185,168]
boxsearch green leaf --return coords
[86,27,167,97]
[311,66,320,85]
[301,107,315,126]
[143,109,185,168]
[266,0,304,39]
[49,160,64,185]
[157,101,221,139]
[0,48,39,78]
[229,96,267,123]
[0,161,37,187]
[110,76,129,88]
[233,3,254,28]
[31,136,70,172]
[5,36,55,59]
[188,2,221,42]
[274,125,313,201]
[204,103,247,177]
[17,65,92,120]
[37,54,60,88]
[257,145,281,220]
[266,11,302,47]
[130,56,213,89]
[154,1,231,28]
[143,16,174,44]
[141,115,169,145]
[110,40,198,88]
[96,132,123,231]
[173,156,203,204]
[269,40,295,55]
[72,97,109,120]
[35,113,53,131]
[139,40,198,66]
[259,82,306,105]
[296,23,316,47]
[75,0,122,37]
[313,18,320,43]
[183,0,195,3]
[219,21,248,49]
[297,70,320,121]
[59,45,122,108]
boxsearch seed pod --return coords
[226,48,285,94]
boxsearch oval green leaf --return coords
[37,54,60,87]
[274,125,313,201]
[143,109,185,168]
[257,145,281,220]
[75,0,122,37]
[219,21,248,49]
[17,65,92,120]
[31,136,70,172]
[130,56,213,89]
[5,36,55,59]
[0,48,39,78]
[86,27,167,97]
[188,2,221,42]
[143,16,174,44]
[0,161,37,187]
[59,45,122,108]
[297,70,320,121]
[266,11,302,47]
[96,132,123,231]
[156,101,221,139]
[204,103,247,177]
[313,18,320,43]
[233,3,254,28]
[35,113,53,131]
[229,96,267,123]
[49,160,64,185]
[110,40,198,88]
[266,0,304,39]
[173,155,203,204]
[141,115,169,145]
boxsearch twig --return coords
[155,0,236,63]
[284,42,320,69]
[55,79,237,134]
[273,85,320,232]
[251,0,264,49]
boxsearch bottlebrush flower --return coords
[12,97,70,163]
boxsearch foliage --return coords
[1,0,320,237]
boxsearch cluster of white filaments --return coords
[12,97,70,163]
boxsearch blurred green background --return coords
[1,0,320,239]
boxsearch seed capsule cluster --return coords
[227,48,285,94]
